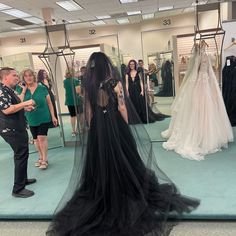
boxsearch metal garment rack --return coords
[194,1,225,88]
[38,22,81,147]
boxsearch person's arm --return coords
[46,95,58,126]
[125,74,129,96]
[115,81,128,123]
[17,86,27,102]
[75,85,81,94]
[84,92,92,128]
[2,99,35,115]
[139,73,144,96]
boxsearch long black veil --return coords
[47,52,199,236]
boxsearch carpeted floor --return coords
[1,117,236,220]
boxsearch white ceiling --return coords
[0,0,234,37]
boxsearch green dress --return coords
[17,84,51,127]
[63,77,81,106]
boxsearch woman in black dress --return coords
[125,59,168,124]
[47,52,199,236]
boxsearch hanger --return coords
[200,39,209,49]
[224,37,236,50]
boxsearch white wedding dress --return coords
[162,48,234,160]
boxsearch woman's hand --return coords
[52,117,58,126]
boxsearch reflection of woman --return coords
[125,60,166,123]
[157,61,174,97]
[63,68,83,136]
[19,69,57,170]
[37,69,58,126]
[147,63,159,104]
[47,52,199,236]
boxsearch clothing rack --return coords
[194,1,225,88]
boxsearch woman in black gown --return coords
[125,60,168,124]
[47,52,199,236]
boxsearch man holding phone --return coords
[0,67,37,198]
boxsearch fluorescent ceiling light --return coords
[0,3,12,10]
[91,20,106,26]
[159,6,174,11]
[21,29,37,34]
[127,11,141,16]
[183,7,195,13]
[2,9,31,18]
[56,0,83,11]
[96,15,111,19]
[120,0,138,3]
[11,26,26,30]
[117,18,129,24]
[142,13,154,20]
[24,17,44,24]
[192,1,207,6]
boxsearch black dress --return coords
[127,73,166,123]
[222,56,236,126]
[157,61,174,97]
[47,79,199,236]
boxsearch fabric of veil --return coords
[47,52,199,236]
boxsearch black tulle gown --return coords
[127,73,166,123]
[47,79,199,236]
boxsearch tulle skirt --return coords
[47,110,199,236]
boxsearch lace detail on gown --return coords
[162,50,234,160]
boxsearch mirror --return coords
[53,34,121,145]
[0,53,62,154]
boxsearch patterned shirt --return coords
[0,83,17,133]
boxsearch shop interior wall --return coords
[0,10,226,114]
[222,20,236,66]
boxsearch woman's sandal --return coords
[39,161,48,170]
[35,159,42,167]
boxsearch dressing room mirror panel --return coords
[141,26,194,115]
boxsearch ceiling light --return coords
[183,7,195,13]
[142,13,154,20]
[56,0,83,11]
[21,29,37,34]
[117,18,129,24]
[24,17,44,24]
[127,11,141,16]
[120,0,138,3]
[192,1,207,6]
[2,9,31,18]
[11,26,26,30]
[91,20,106,26]
[96,15,111,19]
[159,6,174,11]
[0,3,12,10]
[68,19,81,23]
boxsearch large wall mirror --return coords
[141,26,194,116]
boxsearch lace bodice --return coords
[97,78,119,113]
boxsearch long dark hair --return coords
[85,52,119,110]
[37,69,46,83]
[37,69,52,89]
[126,59,138,75]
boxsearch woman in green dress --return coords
[18,69,57,170]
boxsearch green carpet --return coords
[0,120,236,220]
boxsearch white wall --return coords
[222,21,236,65]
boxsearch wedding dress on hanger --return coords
[162,46,233,160]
